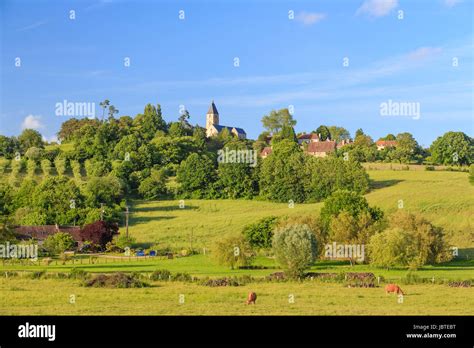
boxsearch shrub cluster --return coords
[83,272,149,288]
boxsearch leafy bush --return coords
[272,224,317,279]
[212,235,255,269]
[138,169,168,199]
[40,159,52,176]
[171,272,193,282]
[80,221,119,249]
[320,189,383,229]
[242,216,278,249]
[150,269,172,281]
[277,215,327,258]
[114,234,136,250]
[43,232,76,255]
[368,211,453,268]
[200,277,241,287]
[69,268,89,280]
[83,272,149,288]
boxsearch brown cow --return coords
[246,292,257,305]
[385,284,405,295]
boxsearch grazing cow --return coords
[246,292,257,305]
[385,284,405,295]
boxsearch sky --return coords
[0,0,473,147]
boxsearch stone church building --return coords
[205,101,246,139]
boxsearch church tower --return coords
[206,100,219,130]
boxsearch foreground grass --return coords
[1,277,472,315]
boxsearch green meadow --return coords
[124,169,474,249]
[1,277,473,315]
[1,168,473,315]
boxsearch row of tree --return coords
[214,189,452,277]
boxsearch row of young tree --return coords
[214,189,453,277]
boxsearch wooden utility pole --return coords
[100,203,105,221]
[125,206,129,238]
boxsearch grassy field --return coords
[1,168,473,315]
[1,255,473,280]
[125,169,474,249]
[1,277,472,315]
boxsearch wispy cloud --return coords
[17,20,47,32]
[443,0,462,7]
[21,115,44,130]
[84,0,115,12]
[295,12,327,26]
[406,47,443,61]
[356,0,398,17]
[42,135,59,143]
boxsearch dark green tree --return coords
[430,131,473,165]
[18,129,43,152]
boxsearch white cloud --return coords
[356,0,398,17]
[17,20,47,32]
[406,47,443,61]
[295,12,327,25]
[42,135,59,144]
[443,0,462,7]
[21,115,44,130]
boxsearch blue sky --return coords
[0,0,473,147]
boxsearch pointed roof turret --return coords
[207,100,219,115]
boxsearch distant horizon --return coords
[1,0,473,148]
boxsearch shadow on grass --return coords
[131,216,176,225]
[132,205,200,213]
[369,179,404,190]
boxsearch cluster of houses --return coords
[260,133,353,159]
[204,100,398,159]
[260,136,399,159]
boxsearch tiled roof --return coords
[376,140,398,147]
[214,124,246,135]
[14,225,82,241]
[298,133,320,140]
[306,141,336,153]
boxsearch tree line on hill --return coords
[0,103,472,231]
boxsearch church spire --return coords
[207,100,219,115]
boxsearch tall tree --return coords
[99,99,110,121]
[133,104,167,141]
[391,132,422,163]
[261,108,296,134]
[18,129,44,152]
[430,131,473,165]
[327,126,351,142]
[314,125,331,141]
[108,105,119,120]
